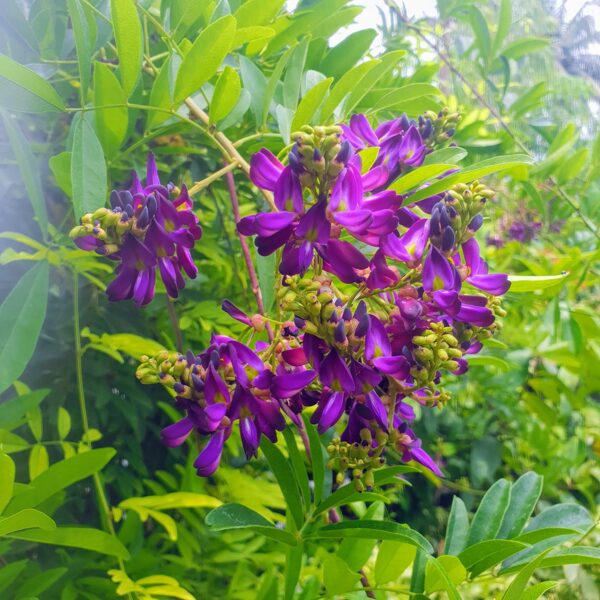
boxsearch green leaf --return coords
[501,549,551,600]
[28,444,49,480]
[219,88,251,131]
[458,539,528,570]
[0,452,15,514]
[0,508,55,536]
[375,541,416,585]
[514,527,581,545]
[256,252,276,314]
[0,262,49,395]
[259,438,304,529]
[0,53,64,112]
[57,407,71,440]
[7,526,130,559]
[466,478,511,546]
[320,58,380,121]
[210,66,241,123]
[0,389,49,430]
[233,0,284,28]
[372,83,442,113]
[537,546,600,568]
[343,50,405,116]
[205,503,298,546]
[5,448,116,514]
[313,488,389,517]
[234,26,274,47]
[306,520,433,554]
[302,415,325,505]
[0,560,28,594]
[67,0,94,97]
[523,503,593,535]
[262,45,293,126]
[93,62,128,158]
[239,55,268,124]
[174,15,236,104]
[444,496,469,555]
[110,0,142,97]
[498,472,542,539]
[323,554,361,595]
[338,501,384,571]
[520,581,559,600]
[424,555,465,599]
[1,112,48,237]
[71,113,107,219]
[423,146,467,165]
[467,355,510,371]
[492,0,512,58]
[501,37,550,61]
[410,549,428,594]
[389,164,456,194]
[290,77,332,132]
[358,147,379,173]
[14,567,67,599]
[285,543,303,600]
[468,6,491,64]
[282,428,310,510]
[147,55,173,129]
[49,152,72,197]
[468,541,538,577]
[320,29,377,79]
[282,39,309,110]
[406,154,532,203]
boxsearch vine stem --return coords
[166,296,184,353]
[224,167,274,341]
[386,3,600,241]
[184,99,277,211]
[188,161,239,195]
[72,272,131,591]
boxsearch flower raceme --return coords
[70,154,201,305]
[131,110,509,489]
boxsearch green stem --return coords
[72,272,132,590]
[166,296,184,353]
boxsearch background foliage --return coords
[0,0,598,598]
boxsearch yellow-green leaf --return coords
[110,0,142,97]
[290,77,333,132]
[28,445,49,480]
[0,452,15,514]
[210,66,241,123]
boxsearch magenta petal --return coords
[319,350,355,393]
[250,149,284,191]
[281,348,308,366]
[240,417,259,458]
[194,430,226,477]
[274,166,303,212]
[410,446,443,476]
[468,273,510,295]
[161,417,194,447]
[316,391,346,433]
[365,315,391,360]
[362,165,388,191]
[146,153,161,187]
[334,209,372,233]
[365,390,388,430]
[222,300,253,327]
[271,369,317,399]
[350,113,379,145]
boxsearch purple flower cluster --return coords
[70,154,201,305]
[138,113,510,485]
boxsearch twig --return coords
[188,161,240,195]
[224,168,274,341]
[184,99,277,211]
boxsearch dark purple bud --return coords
[399,114,410,131]
[335,140,353,165]
[146,194,157,217]
[186,350,195,364]
[294,316,306,329]
[418,115,424,126]
[137,207,150,228]
[120,190,133,208]
[334,320,347,343]
[421,119,433,139]
[439,206,450,229]
[441,227,455,252]
[354,300,367,321]
[342,307,352,321]
[209,350,220,367]
[110,190,122,210]
[288,146,304,174]
[355,313,369,337]
[125,204,134,218]
[191,373,204,392]
[447,205,458,219]
[173,382,185,394]
[430,207,442,235]
[313,148,323,163]
[446,128,455,137]
[468,214,484,232]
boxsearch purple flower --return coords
[422,246,461,292]
[71,154,201,305]
[457,239,510,295]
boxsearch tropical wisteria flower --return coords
[137,110,511,489]
[70,154,201,305]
